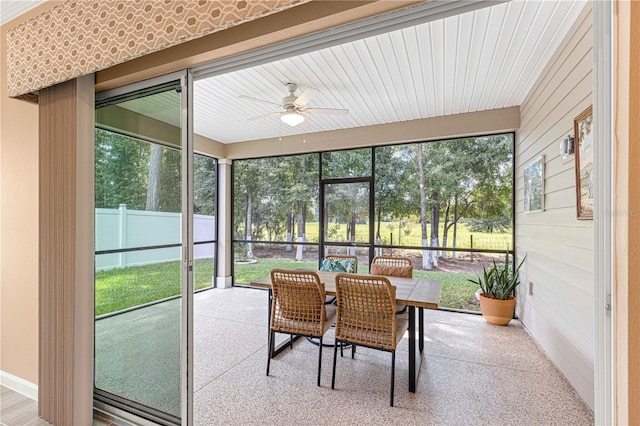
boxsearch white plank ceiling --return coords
[193,0,588,144]
[0,0,45,25]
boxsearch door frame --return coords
[319,176,375,265]
[93,69,195,426]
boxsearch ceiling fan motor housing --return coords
[283,82,299,107]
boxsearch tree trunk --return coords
[245,194,254,258]
[417,145,430,270]
[145,144,163,211]
[430,191,440,268]
[375,209,383,256]
[286,212,292,251]
[349,211,357,255]
[301,203,307,252]
[453,194,459,261]
[442,199,451,258]
[295,203,304,261]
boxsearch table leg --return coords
[419,307,424,352]
[408,306,424,393]
[267,289,273,358]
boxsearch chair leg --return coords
[351,343,356,359]
[390,350,396,407]
[266,328,274,376]
[331,340,339,389]
[317,336,323,386]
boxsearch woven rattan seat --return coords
[267,269,336,386]
[331,273,409,406]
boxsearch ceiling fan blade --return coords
[294,87,319,107]
[247,112,281,121]
[304,107,349,115]
[239,95,281,108]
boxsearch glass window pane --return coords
[194,242,215,291]
[233,242,318,285]
[95,130,182,251]
[94,248,181,416]
[322,148,372,179]
[374,133,514,312]
[95,84,182,419]
[233,154,319,244]
[324,182,370,244]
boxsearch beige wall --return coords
[225,107,519,159]
[514,4,594,409]
[0,2,59,384]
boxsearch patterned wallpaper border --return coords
[7,0,307,97]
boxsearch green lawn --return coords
[233,258,480,311]
[95,256,480,316]
[95,259,214,316]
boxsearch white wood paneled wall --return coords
[515,3,594,410]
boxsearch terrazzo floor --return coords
[12,286,595,425]
[192,287,594,425]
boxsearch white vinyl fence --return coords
[95,204,215,270]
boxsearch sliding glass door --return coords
[94,73,194,425]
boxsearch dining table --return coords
[250,270,441,393]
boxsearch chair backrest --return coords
[270,269,327,336]
[334,273,398,350]
[322,254,358,273]
[370,256,413,278]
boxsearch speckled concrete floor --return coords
[193,287,594,426]
[94,287,594,425]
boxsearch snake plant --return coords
[468,253,526,300]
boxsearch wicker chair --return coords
[370,255,413,274]
[370,256,413,314]
[267,269,336,386]
[323,254,358,272]
[331,273,409,406]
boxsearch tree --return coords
[157,147,181,213]
[416,144,431,269]
[411,135,513,268]
[374,145,416,248]
[145,144,163,211]
[194,154,216,216]
[322,149,370,255]
[233,159,263,258]
[95,129,149,210]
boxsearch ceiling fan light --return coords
[281,110,305,126]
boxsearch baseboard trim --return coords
[0,370,38,401]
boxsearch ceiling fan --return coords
[240,82,349,127]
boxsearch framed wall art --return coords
[574,106,593,219]
[524,155,545,213]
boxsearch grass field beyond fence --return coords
[95,257,480,316]
[273,221,512,252]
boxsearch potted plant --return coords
[469,254,526,325]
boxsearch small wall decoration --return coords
[574,106,593,219]
[524,155,545,213]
